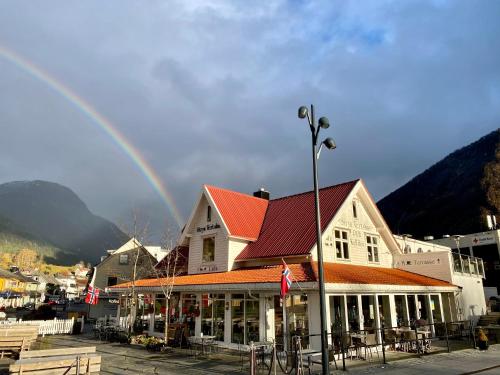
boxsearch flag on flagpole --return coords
[85,285,100,305]
[280,259,292,298]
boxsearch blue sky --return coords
[0,0,498,240]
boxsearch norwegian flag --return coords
[85,285,100,305]
[280,260,292,298]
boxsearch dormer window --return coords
[353,201,357,219]
[207,205,212,222]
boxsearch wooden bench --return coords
[10,347,101,374]
[0,326,39,358]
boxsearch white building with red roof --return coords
[111,179,486,350]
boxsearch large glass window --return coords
[367,236,379,263]
[286,294,309,348]
[378,295,391,327]
[154,297,166,333]
[330,295,346,333]
[202,237,215,263]
[231,293,260,345]
[201,294,225,341]
[334,230,349,259]
[361,295,376,332]
[181,294,197,336]
[395,295,408,326]
[231,294,245,344]
[430,295,442,322]
[346,296,360,331]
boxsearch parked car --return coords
[23,302,35,310]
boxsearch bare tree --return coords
[145,226,186,344]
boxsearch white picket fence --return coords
[0,317,83,335]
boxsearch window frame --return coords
[118,254,129,265]
[366,235,379,263]
[334,229,350,260]
[202,236,216,263]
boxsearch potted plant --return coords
[477,328,488,350]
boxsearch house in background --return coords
[0,268,38,307]
[88,238,168,319]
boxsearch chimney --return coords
[253,188,270,200]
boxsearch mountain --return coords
[0,180,129,265]
[377,129,500,238]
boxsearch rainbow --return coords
[0,45,184,228]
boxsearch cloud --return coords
[0,0,498,240]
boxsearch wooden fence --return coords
[0,317,83,335]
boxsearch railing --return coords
[246,319,478,374]
[0,317,80,335]
[451,253,485,277]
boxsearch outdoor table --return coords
[191,335,216,356]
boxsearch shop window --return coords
[202,237,215,263]
[207,205,212,222]
[231,293,260,345]
[367,235,379,262]
[334,230,349,259]
[119,254,129,265]
[201,293,225,341]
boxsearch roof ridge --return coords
[269,179,360,202]
[205,184,268,202]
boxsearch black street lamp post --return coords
[298,104,336,375]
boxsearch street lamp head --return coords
[298,106,308,119]
[318,117,330,129]
[322,137,336,150]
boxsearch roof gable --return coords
[236,180,358,260]
[205,185,269,240]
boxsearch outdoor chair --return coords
[384,329,399,351]
[358,333,379,361]
[340,334,355,360]
[401,330,417,352]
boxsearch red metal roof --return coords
[236,180,358,260]
[205,185,269,240]
[111,262,454,289]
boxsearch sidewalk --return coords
[23,334,500,375]
[332,344,500,375]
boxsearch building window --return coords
[202,237,215,263]
[119,254,129,265]
[107,277,118,286]
[207,205,212,222]
[367,235,379,262]
[353,201,357,219]
[404,245,411,254]
[334,230,349,259]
